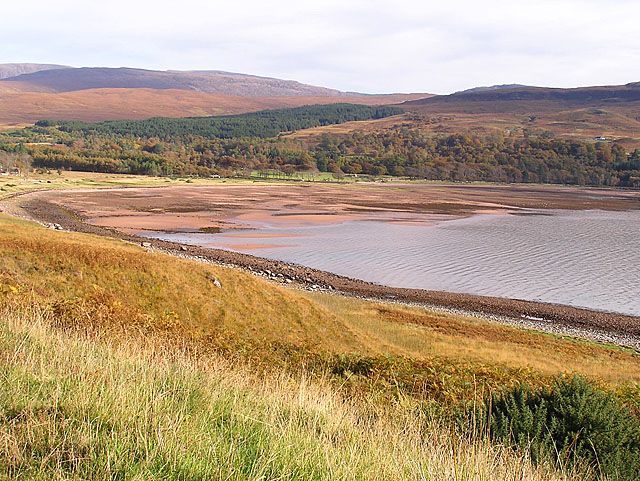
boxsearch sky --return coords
[2,0,639,94]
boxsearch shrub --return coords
[482,376,640,480]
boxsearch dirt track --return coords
[4,185,640,350]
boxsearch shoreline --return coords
[3,188,640,351]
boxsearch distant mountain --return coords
[1,67,354,97]
[455,84,531,94]
[397,82,640,150]
[406,83,640,107]
[0,63,71,80]
[0,65,430,125]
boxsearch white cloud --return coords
[1,0,639,93]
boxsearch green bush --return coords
[482,376,640,480]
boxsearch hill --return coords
[455,84,531,94]
[404,82,640,112]
[3,66,362,96]
[0,88,429,126]
[0,65,431,126]
[0,63,70,80]
[395,82,640,148]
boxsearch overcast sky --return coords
[2,0,639,94]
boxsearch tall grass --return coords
[1,305,588,481]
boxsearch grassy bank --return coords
[0,171,249,200]
[1,305,588,481]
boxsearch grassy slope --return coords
[285,105,640,149]
[1,307,586,481]
[0,85,429,126]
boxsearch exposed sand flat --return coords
[41,182,640,235]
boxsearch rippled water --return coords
[145,210,640,315]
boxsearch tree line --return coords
[311,130,640,187]
[36,104,403,140]
[2,104,639,188]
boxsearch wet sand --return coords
[39,182,640,235]
[4,183,640,350]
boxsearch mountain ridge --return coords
[406,82,640,106]
[0,63,71,80]
[1,66,354,97]
[455,84,532,94]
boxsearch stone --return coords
[206,273,222,288]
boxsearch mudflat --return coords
[39,182,640,235]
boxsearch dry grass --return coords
[284,104,640,149]
[304,293,640,384]
[0,304,590,481]
[0,171,267,201]
[0,214,350,350]
[0,86,429,124]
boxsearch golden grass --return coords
[0,171,268,200]
[0,304,590,480]
[0,214,352,350]
[283,105,640,149]
[304,293,640,384]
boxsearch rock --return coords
[206,273,222,288]
[141,242,152,248]
[285,278,293,284]
[180,245,188,251]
